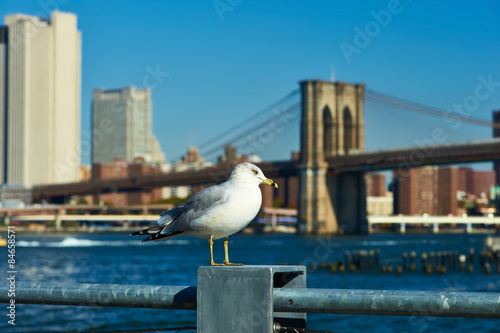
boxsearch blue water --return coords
[1,232,499,332]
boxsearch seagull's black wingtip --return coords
[141,236,154,243]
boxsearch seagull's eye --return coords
[252,170,258,175]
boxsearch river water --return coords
[0,232,499,332]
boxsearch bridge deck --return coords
[32,139,500,201]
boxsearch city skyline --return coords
[0,1,499,169]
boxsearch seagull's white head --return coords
[229,162,278,188]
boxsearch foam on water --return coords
[17,237,192,247]
[359,239,440,246]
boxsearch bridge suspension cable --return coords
[201,102,301,159]
[191,89,300,160]
[365,89,500,129]
[197,89,300,151]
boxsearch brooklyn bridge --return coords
[32,80,500,235]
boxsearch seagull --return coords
[131,162,278,266]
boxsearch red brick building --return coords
[393,166,458,216]
[458,167,495,198]
[437,167,458,215]
[91,160,164,206]
[365,173,387,197]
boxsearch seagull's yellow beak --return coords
[262,178,278,188]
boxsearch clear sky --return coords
[2,0,500,169]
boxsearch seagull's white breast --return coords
[189,182,262,239]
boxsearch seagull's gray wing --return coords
[131,182,229,242]
[161,184,229,234]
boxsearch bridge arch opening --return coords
[343,106,353,154]
[323,106,334,157]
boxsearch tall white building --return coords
[0,11,81,187]
[92,86,164,164]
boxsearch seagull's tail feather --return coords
[131,205,186,241]
[130,226,163,237]
[142,230,184,243]
[157,206,184,226]
[130,224,184,242]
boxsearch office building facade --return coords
[0,11,81,187]
[92,86,163,164]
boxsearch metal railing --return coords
[1,266,499,332]
[2,281,500,318]
[0,282,196,310]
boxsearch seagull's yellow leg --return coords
[209,236,224,266]
[223,237,243,266]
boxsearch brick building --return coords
[437,167,458,215]
[393,166,458,216]
[458,167,495,199]
[365,173,393,215]
[91,160,163,206]
[365,173,387,197]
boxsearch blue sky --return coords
[1,0,500,169]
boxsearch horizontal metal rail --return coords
[1,282,500,318]
[0,282,196,310]
[274,288,500,318]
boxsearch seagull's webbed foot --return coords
[224,237,244,266]
[210,261,225,266]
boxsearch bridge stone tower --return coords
[298,80,368,234]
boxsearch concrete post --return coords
[271,211,277,232]
[55,210,63,231]
[3,212,10,226]
[197,265,306,333]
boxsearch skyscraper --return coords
[0,26,8,182]
[92,86,164,164]
[0,11,81,187]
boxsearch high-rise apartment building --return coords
[92,86,164,164]
[393,166,458,215]
[437,167,458,215]
[0,11,81,187]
